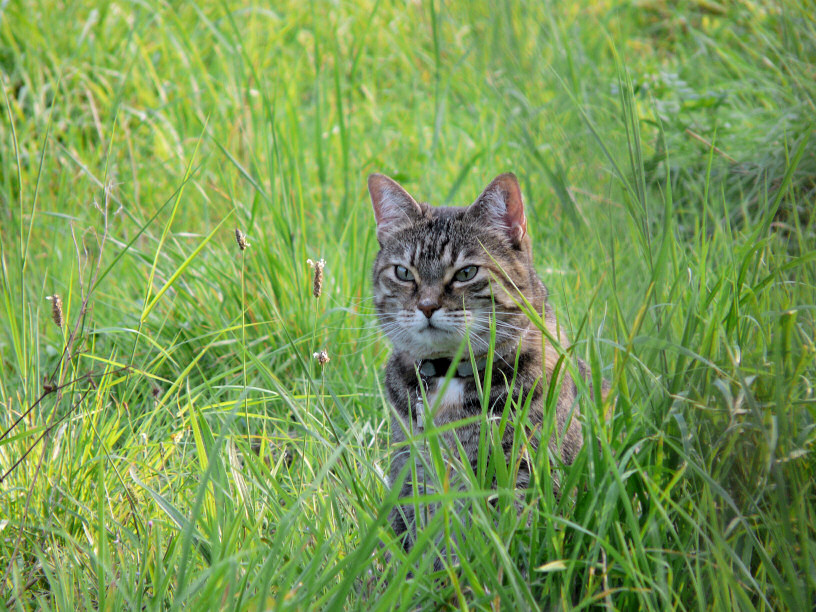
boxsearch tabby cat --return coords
[369,172,590,559]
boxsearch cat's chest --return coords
[416,378,469,427]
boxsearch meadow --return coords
[1,0,814,609]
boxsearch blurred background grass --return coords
[1,0,814,609]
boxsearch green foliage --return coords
[1,0,814,609]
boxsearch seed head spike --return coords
[235,228,250,251]
[46,295,64,328]
[307,258,325,298]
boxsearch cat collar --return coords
[413,357,486,430]
[416,357,487,379]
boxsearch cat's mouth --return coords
[421,320,453,333]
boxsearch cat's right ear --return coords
[368,174,425,243]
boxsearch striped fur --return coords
[369,173,586,559]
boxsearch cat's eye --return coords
[454,266,478,282]
[394,265,414,282]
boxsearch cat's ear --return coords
[468,173,527,247]
[368,173,425,242]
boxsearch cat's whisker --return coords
[484,324,523,334]
[471,318,531,332]
[464,322,516,337]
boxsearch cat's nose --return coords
[417,299,440,319]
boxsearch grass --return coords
[1,0,814,609]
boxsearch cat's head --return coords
[369,173,544,360]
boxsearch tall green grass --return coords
[1,0,814,609]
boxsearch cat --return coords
[369,172,594,564]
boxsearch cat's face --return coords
[369,173,541,360]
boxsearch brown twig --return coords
[0,366,128,444]
[4,561,43,608]
[0,366,131,483]
[684,128,737,163]
[1,181,118,589]
[0,385,95,484]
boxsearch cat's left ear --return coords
[468,173,527,247]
